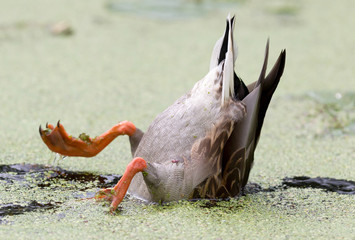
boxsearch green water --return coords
[0,0,354,239]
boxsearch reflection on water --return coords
[106,0,242,20]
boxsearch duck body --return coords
[129,63,245,202]
[127,16,285,203]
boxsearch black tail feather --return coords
[217,16,249,101]
[255,49,286,144]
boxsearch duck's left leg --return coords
[95,157,147,213]
[39,121,137,157]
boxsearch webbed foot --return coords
[39,121,136,157]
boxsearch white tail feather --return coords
[209,36,223,71]
[209,14,238,71]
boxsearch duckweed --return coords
[303,92,355,137]
[78,133,92,144]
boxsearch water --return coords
[0,163,121,222]
[106,0,240,20]
[1,163,354,220]
[283,176,355,195]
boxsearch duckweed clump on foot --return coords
[78,133,93,144]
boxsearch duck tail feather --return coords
[255,49,286,144]
[209,23,228,70]
[256,38,270,88]
[222,14,236,105]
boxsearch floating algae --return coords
[0,163,121,221]
[301,92,355,137]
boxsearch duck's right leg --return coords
[39,121,139,157]
[95,157,147,213]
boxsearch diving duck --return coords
[40,15,286,212]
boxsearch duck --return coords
[39,15,286,212]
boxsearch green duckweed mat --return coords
[0,0,354,239]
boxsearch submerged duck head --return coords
[39,15,286,212]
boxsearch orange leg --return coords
[39,121,136,157]
[95,157,147,213]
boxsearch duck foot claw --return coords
[39,120,136,157]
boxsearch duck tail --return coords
[254,47,286,144]
[221,14,236,105]
[209,15,237,71]
[210,15,249,104]
[256,38,270,88]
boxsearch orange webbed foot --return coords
[94,157,147,213]
[39,121,136,157]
